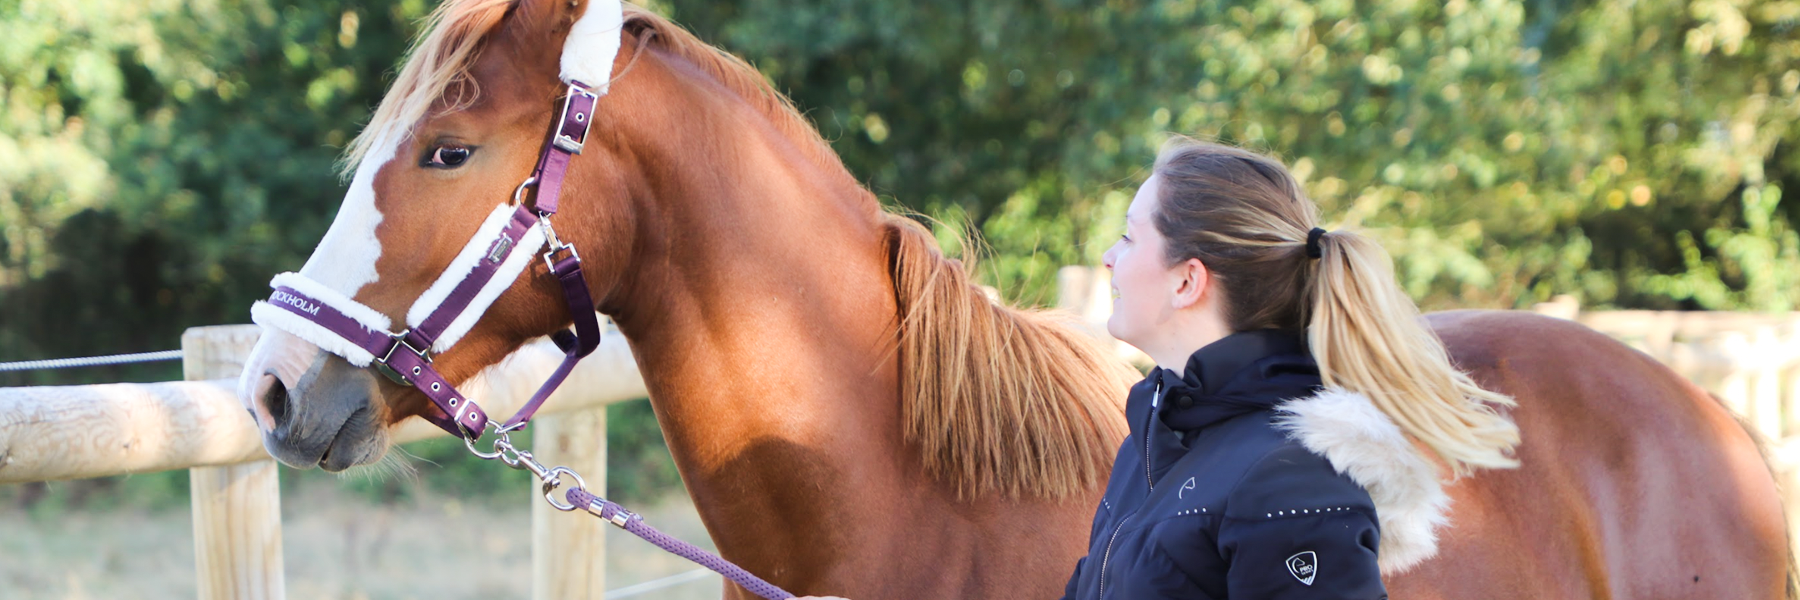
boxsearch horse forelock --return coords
[340,0,517,178]
[342,1,848,182]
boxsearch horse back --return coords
[1388,310,1790,599]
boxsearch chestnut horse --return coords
[236,0,1793,597]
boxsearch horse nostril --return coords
[263,376,290,427]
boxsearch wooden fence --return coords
[0,324,649,600]
[5,273,1800,597]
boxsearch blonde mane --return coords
[885,218,1137,499]
[346,0,1136,500]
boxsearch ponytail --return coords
[1308,230,1520,476]
[1151,136,1518,478]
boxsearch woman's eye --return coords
[426,145,472,168]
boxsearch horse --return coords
[234,0,1793,597]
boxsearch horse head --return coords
[237,0,642,471]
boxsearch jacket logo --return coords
[1287,551,1317,586]
[1178,477,1196,499]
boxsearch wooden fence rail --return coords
[0,324,649,599]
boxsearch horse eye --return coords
[426,144,472,168]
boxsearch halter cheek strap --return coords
[250,82,605,439]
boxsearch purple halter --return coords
[255,82,605,440]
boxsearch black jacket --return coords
[1059,330,1387,599]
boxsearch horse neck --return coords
[593,52,916,567]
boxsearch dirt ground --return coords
[0,484,723,600]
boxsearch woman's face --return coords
[1102,175,1181,349]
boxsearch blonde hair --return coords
[1152,137,1519,476]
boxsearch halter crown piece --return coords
[249,1,628,441]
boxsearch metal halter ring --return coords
[461,422,508,459]
[540,466,588,511]
[510,176,539,206]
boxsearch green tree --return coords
[0,0,434,384]
[666,0,1800,310]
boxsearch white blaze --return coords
[239,128,402,402]
[299,126,402,294]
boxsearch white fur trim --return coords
[560,0,624,92]
[1274,388,1452,575]
[251,302,378,367]
[299,126,400,295]
[404,204,547,353]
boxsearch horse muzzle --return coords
[242,332,390,471]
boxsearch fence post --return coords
[183,326,285,600]
[532,407,607,599]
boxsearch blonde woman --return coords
[805,138,1520,599]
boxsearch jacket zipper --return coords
[1097,382,1161,599]
[1143,380,1160,489]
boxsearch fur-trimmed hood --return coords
[1276,387,1450,575]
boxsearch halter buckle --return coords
[374,361,412,386]
[371,330,431,385]
[378,329,432,364]
[552,84,598,154]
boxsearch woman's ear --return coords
[1170,257,1210,310]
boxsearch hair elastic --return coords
[1305,227,1327,259]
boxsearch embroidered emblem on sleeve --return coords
[1287,551,1317,586]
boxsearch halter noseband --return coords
[251,81,606,441]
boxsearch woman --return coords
[809,138,1521,599]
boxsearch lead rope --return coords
[468,429,797,600]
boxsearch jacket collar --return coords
[1150,329,1321,433]
[1159,329,1309,393]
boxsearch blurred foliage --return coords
[665,0,1800,310]
[4,0,1798,362]
[2,0,1798,500]
[0,0,425,384]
